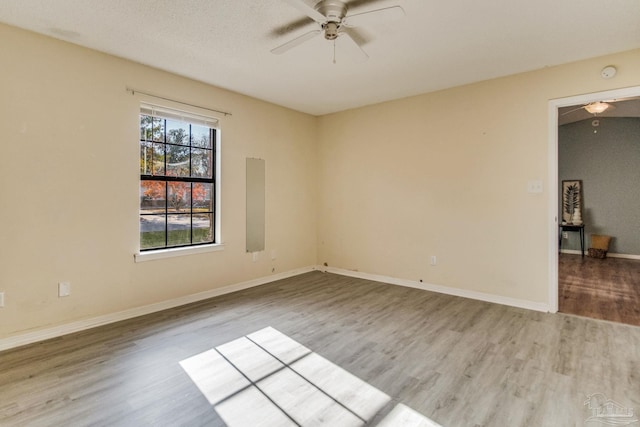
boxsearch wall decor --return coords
[562,179,583,224]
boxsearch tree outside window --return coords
[139,112,216,250]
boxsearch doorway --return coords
[548,86,640,324]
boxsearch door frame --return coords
[547,85,640,313]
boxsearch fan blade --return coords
[282,0,327,23]
[343,6,405,28]
[337,31,368,62]
[560,106,586,116]
[560,103,617,116]
[271,29,322,54]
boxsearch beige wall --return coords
[317,49,640,303]
[0,24,318,338]
[1,20,639,340]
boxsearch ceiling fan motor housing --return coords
[315,1,348,40]
[315,0,348,21]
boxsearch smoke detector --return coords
[601,66,617,79]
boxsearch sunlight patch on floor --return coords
[377,404,442,427]
[180,326,439,426]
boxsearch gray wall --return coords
[559,117,640,255]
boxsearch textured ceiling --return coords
[1,0,640,115]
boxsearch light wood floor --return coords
[1,271,640,426]
[559,253,640,326]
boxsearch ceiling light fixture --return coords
[584,102,610,114]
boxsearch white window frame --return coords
[135,102,223,262]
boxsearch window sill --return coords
[134,243,225,263]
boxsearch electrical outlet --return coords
[562,232,568,239]
[527,180,543,193]
[58,282,71,297]
[0,292,4,307]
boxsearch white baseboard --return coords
[0,263,563,352]
[321,267,550,313]
[559,249,583,255]
[608,253,640,260]
[0,266,317,352]
[560,249,640,260]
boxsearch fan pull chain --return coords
[333,40,336,64]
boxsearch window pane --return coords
[152,117,165,142]
[140,141,153,175]
[140,115,153,141]
[166,144,190,177]
[193,213,213,244]
[166,119,189,146]
[191,125,212,148]
[140,181,166,214]
[140,215,166,250]
[168,182,191,213]
[167,214,191,247]
[152,143,165,175]
[193,183,213,212]
[139,110,216,251]
[191,148,212,178]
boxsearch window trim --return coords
[138,103,222,256]
[134,243,224,263]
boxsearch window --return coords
[139,104,218,251]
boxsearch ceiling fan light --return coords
[323,22,339,40]
[584,102,610,114]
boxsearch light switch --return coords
[58,282,71,297]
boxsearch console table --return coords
[559,224,585,257]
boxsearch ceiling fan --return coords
[271,0,405,62]
[561,101,617,116]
